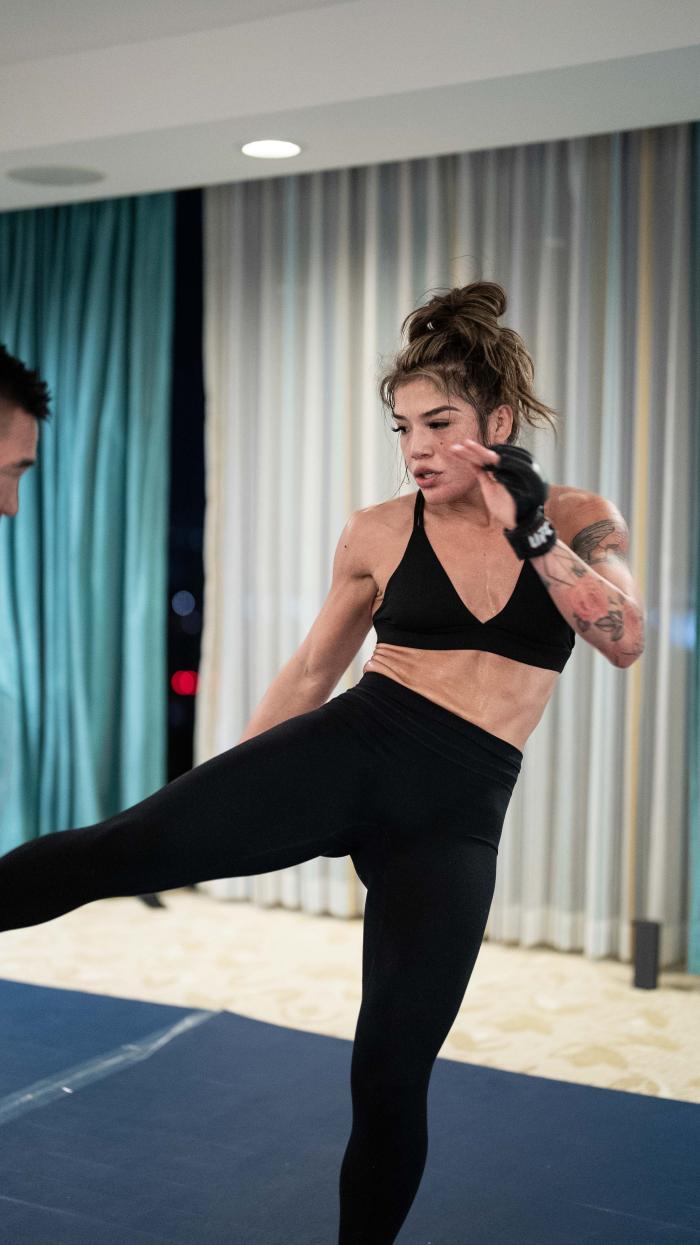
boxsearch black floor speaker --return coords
[633,919,660,989]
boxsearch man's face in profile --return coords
[0,404,38,519]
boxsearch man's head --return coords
[0,345,51,519]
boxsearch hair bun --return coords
[413,281,506,344]
[451,281,507,323]
[380,277,560,449]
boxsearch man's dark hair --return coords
[0,344,52,421]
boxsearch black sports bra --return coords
[371,489,575,672]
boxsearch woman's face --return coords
[391,378,510,502]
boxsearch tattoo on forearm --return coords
[571,519,628,566]
[535,546,588,589]
[535,536,643,662]
[573,607,625,641]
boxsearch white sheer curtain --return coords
[197,123,694,967]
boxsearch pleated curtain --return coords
[0,194,175,852]
[689,123,700,975]
[199,123,698,970]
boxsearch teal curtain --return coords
[0,194,175,852]
[690,126,700,974]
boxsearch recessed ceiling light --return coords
[5,166,106,186]
[241,140,301,160]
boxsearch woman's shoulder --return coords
[358,485,598,546]
[545,483,572,533]
[338,495,412,581]
[355,492,415,536]
[363,487,579,531]
[548,484,621,549]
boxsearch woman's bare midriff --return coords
[361,487,570,752]
[362,644,557,752]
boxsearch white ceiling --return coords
[1,0,699,211]
[0,0,344,65]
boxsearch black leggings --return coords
[0,670,522,1244]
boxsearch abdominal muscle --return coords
[361,643,559,752]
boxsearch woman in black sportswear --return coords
[0,281,645,1244]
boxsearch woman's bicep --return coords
[295,511,377,688]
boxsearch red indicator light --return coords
[171,670,198,696]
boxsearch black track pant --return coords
[0,671,522,1244]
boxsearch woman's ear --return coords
[490,404,514,443]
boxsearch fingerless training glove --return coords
[483,444,558,560]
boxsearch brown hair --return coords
[378,280,559,450]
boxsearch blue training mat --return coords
[0,978,698,1244]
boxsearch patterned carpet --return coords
[2,887,698,1103]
